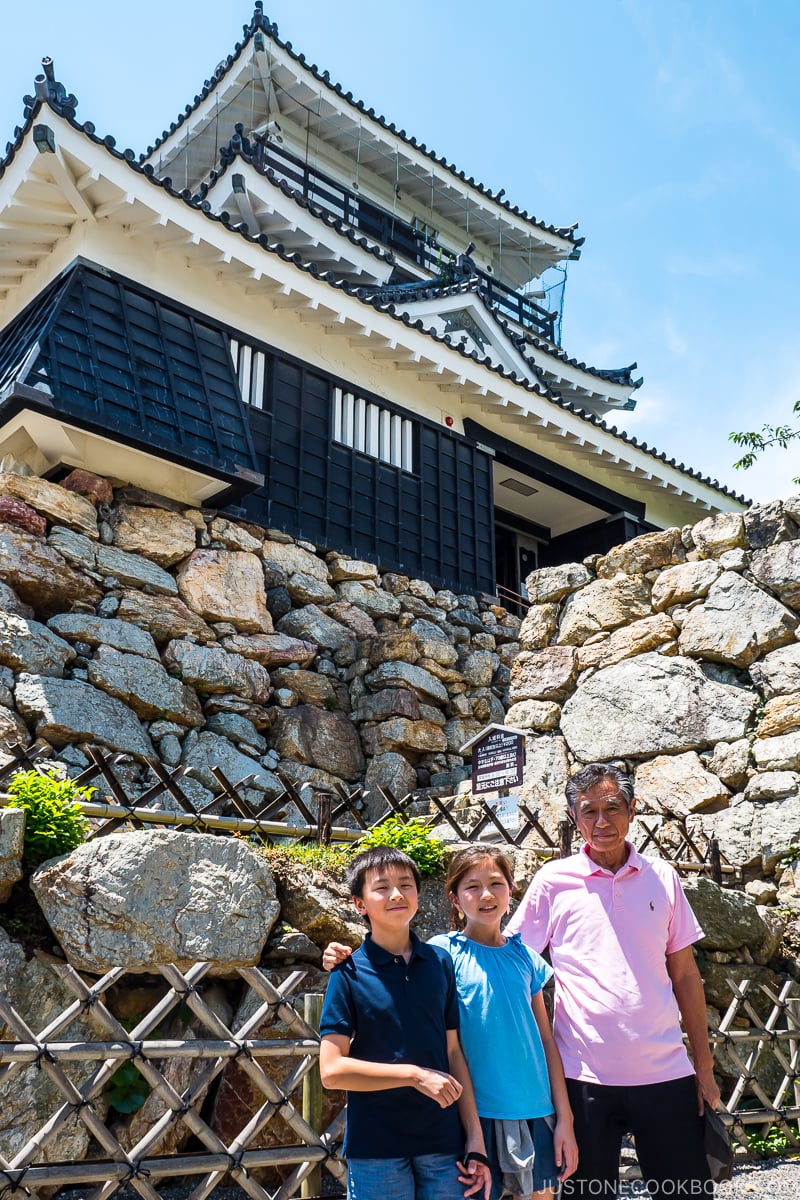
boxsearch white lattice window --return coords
[332,387,414,472]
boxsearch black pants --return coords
[562,1076,713,1198]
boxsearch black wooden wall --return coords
[241,351,496,594]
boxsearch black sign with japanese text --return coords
[471,728,525,794]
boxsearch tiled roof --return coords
[142,3,584,250]
[358,273,641,404]
[0,84,748,507]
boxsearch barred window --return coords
[332,386,414,472]
[230,337,266,409]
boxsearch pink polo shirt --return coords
[505,843,703,1086]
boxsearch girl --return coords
[324,846,578,1200]
[429,847,577,1200]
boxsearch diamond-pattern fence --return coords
[0,743,796,1196]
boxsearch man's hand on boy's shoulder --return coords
[322,941,354,971]
[411,1067,463,1108]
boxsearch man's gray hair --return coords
[565,763,634,813]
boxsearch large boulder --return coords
[112,504,197,567]
[163,640,271,704]
[576,614,677,672]
[14,673,154,759]
[268,707,365,780]
[706,794,800,872]
[88,646,203,725]
[262,539,329,581]
[678,572,796,667]
[524,562,592,604]
[596,527,685,577]
[362,753,418,818]
[48,613,160,660]
[31,830,279,973]
[180,731,282,799]
[750,541,800,609]
[560,653,756,761]
[277,605,356,661]
[650,560,722,611]
[691,512,745,558]
[557,576,652,646]
[750,643,800,698]
[176,550,272,632]
[220,632,317,668]
[508,647,576,703]
[633,752,730,815]
[518,603,559,651]
[116,589,215,644]
[0,528,102,615]
[336,580,402,619]
[0,611,75,677]
[364,660,449,705]
[95,544,179,595]
[0,471,98,538]
[682,875,784,955]
[410,619,459,666]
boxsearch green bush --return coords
[7,768,92,869]
[357,817,446,878]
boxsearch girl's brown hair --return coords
[445,845,515,930]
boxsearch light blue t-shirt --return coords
[428,930,554,1120]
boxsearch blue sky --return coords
[2,0,799,505]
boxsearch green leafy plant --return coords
[107,1060,149,1114]
[356,817,446,878]
[740,1123,794,1158]
[7,768,92,869]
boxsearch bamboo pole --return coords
[69,799,363,842]
[302,994,325,1199]
[0,1038,319,1063]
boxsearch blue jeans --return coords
[347,1153,466,1200]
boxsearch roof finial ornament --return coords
[33,57,78,119]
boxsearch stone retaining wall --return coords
[0,464,519,818]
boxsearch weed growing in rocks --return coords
[7,767,92,869]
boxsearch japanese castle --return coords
[0,3,746,599]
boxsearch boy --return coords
[319,846,491,1200]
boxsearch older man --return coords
[506,762,720,1197]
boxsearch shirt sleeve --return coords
[522,942,553,996]
[665,867,705,954]
[319,962,357,1038]
[505,873,551,954]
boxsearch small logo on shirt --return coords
[649,901,655,911]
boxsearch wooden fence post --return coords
[302,992,325,1199]
[558,819,573,859]
[316,792,332,846]
[708,836,722,886]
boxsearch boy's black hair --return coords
[347,845,422,898]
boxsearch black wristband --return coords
[463,1151,491,1168]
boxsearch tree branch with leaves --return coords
[729,399,800,484]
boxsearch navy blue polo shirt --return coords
[319,930,463,1159]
